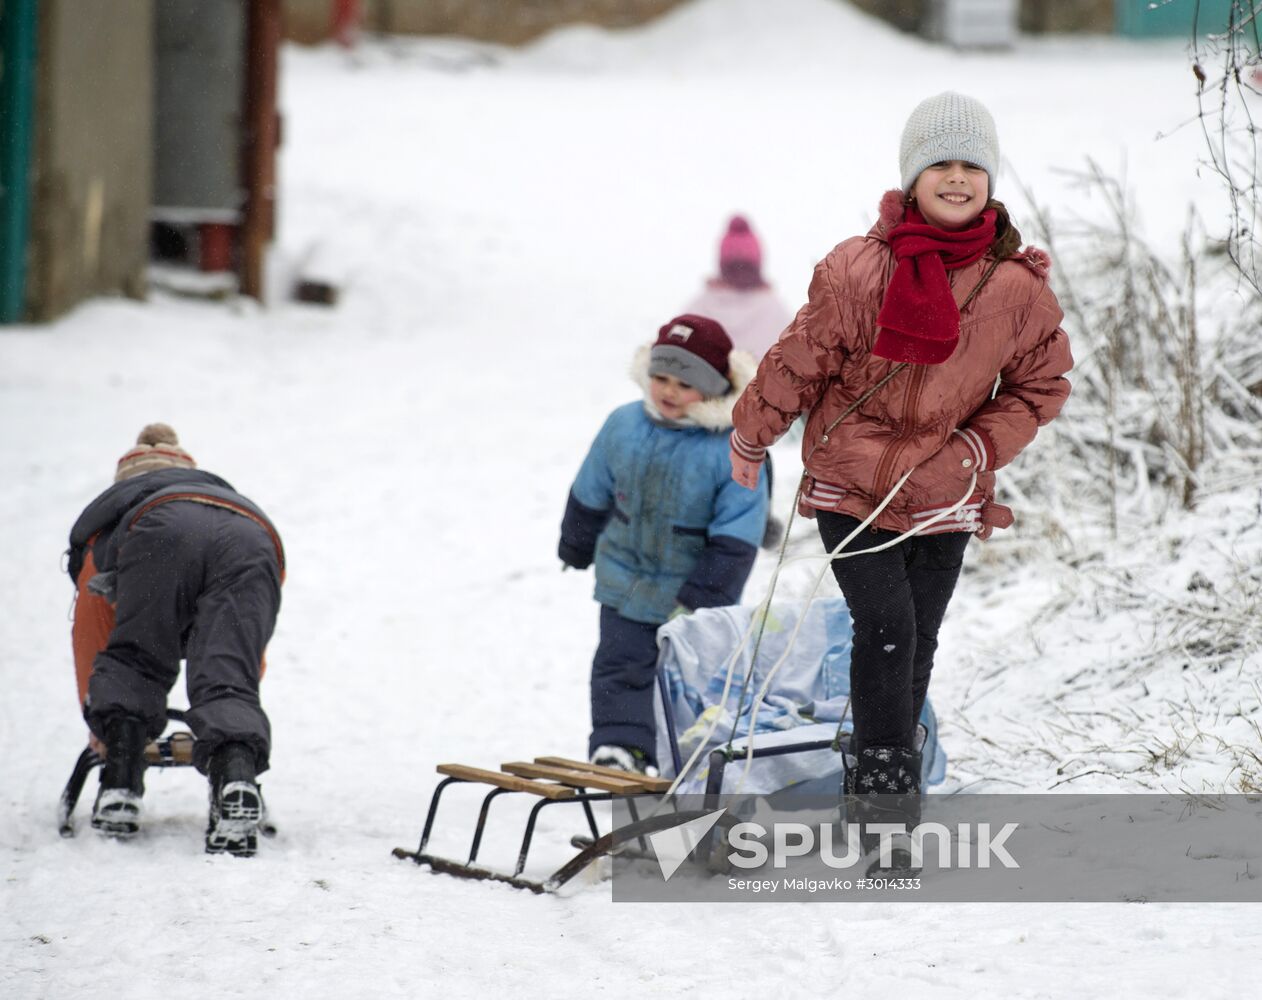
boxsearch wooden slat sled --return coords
[391,756,680,893]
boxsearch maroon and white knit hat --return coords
[114,423,196,482]
[649,314,733,398]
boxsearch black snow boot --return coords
[842,745,922,877]
[205,742,263,858]
[91,715,147,838]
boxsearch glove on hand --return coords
[557,540,593,571]
[87,571,117,602]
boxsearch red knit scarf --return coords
[873,205,997,365]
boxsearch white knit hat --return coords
[114,423,196,482]
[899,92,999,198]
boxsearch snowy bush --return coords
[940,161,1262,793]
[1190,0,1262,296]
[1004,160,1262,535]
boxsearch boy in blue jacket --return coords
[559,314,769,774]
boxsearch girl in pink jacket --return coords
[728,93,1072,865]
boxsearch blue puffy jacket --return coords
[560,347,768,624]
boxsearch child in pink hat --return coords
[683,215,793,362]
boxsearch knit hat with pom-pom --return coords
[718,215,764,289]
[114,423,197,482]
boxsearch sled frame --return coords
[701,738,841,802]
[392,757,676,894]
[57,708,276,840]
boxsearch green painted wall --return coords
[0,0,39,323]
[1115,0,1253,38]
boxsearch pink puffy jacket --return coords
[683,282,793,361]
[731,191,1073,538]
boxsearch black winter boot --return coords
[205,742,262,857]
[842,745,922,876]
[91,715,147,838]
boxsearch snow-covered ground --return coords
[3,0,1259,995]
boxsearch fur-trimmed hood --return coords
[868,189,1052,277]
[630,342,758,432]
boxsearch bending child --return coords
[560,315,769,775]
[68,423,284,856]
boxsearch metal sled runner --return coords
[391,756,683,893]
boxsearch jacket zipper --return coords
[872,362,927,500]
[863,260,1000,508]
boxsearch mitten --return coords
[558,539,593,571]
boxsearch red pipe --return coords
[199,223,234,273]
[331,0,360,48]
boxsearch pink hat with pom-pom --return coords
[718,215,763,289]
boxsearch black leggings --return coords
[816,512,970,755]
